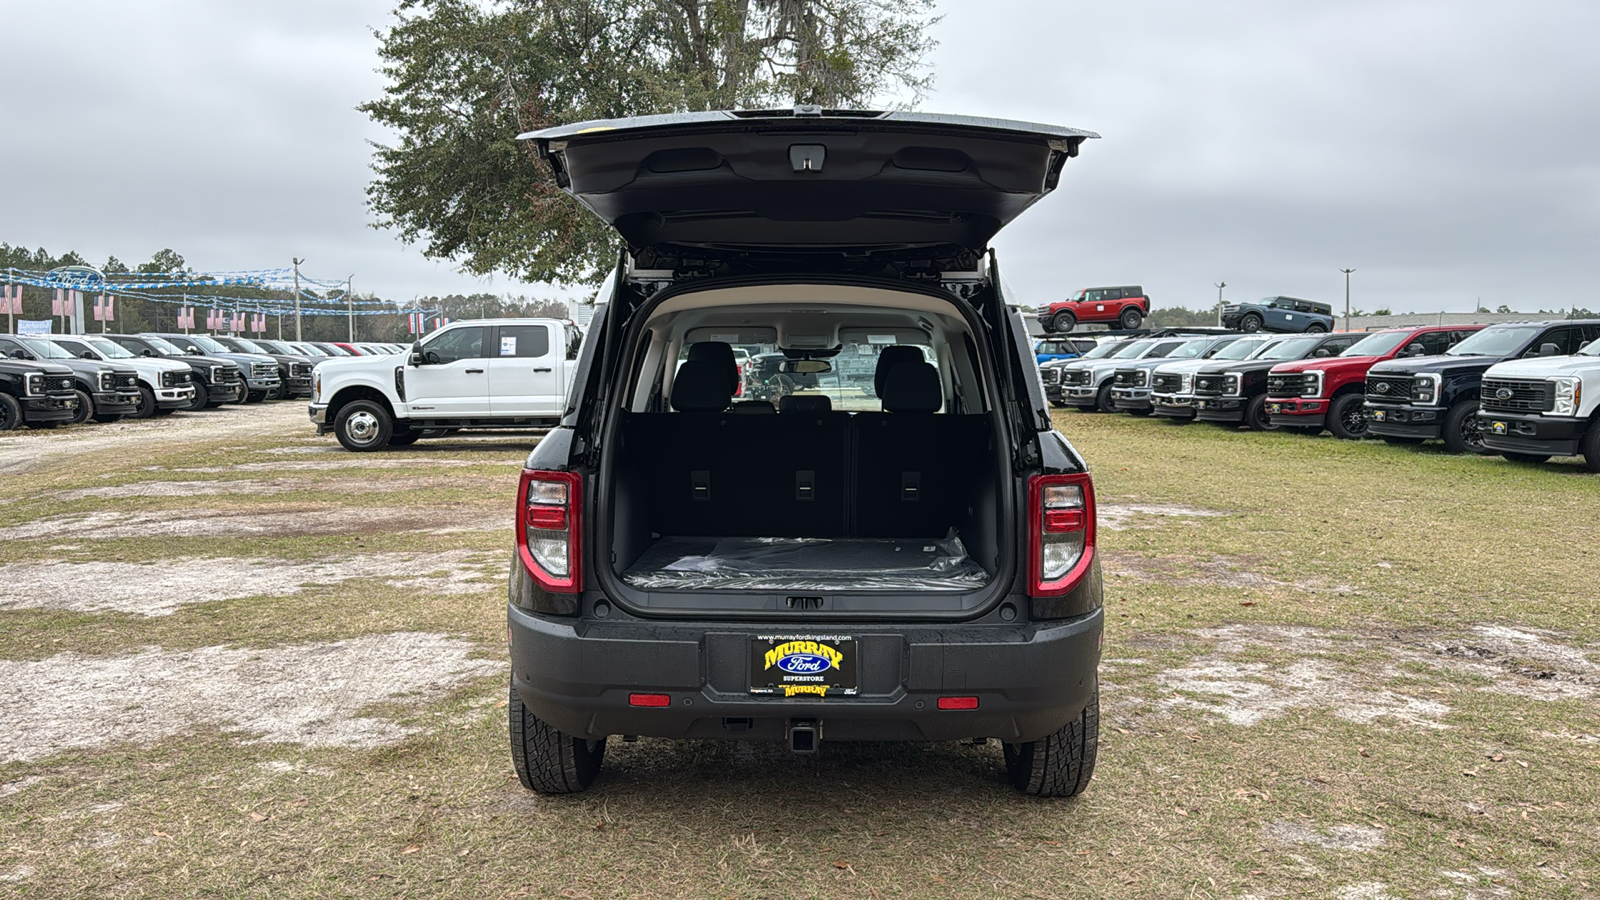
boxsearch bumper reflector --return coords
[629,693,671,708]
[937,696,979,710]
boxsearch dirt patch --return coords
[169,458,520,473]
[0,505,512,541]
[1102,551,1355,594]
[54,475,506,501]
[1099,502,1229,530]
[0,775,45,798]
[0,551,500,617]
[1263,820,1385,851]
[0,404,303,476]
[0,632,498,764]
[1158,656,1452,729]
[1416,625,1600,701]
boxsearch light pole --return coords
[1340,268,1356,331]
[292,258,305,341]
[1214,282,1226,326]
[346,275,355,342]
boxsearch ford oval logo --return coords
[776,653,834,675]
[1496,387,1513,400]
[1375,382,1390,393]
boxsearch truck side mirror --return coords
[141,349,154,357]
[408,340,425,366]
[1313,348,1331,357]
[80,351,97,360]
[7,349,23,359]
[1538,342,1562,357]
[185,347,202,355]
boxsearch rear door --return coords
[488,323,562,415]
[406,325,490,417]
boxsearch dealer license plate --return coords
[1491,421,1508,435]
[1371,409,1387,422]
[750,635,858,698]
[1266,402,1283,415]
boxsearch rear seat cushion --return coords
[779,394,832,413]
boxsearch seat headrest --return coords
[778,394,833,413]
[730,400,776,414]
[687,341,739,394]
[874,345,925,397]
[671,360,733,412]
[880,361,941,413]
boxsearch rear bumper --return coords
[1477,412,1587,456]
[92,390,140,415]
[509,604,1103,744]
[23,394,78,424]
[1365,403,1441,439]
[1193,397,1244,422]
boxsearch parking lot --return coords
[1,403,1597,898]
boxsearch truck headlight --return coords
[313,371,322,402]
[1411,373,1441,405]
[211,365,226,381]
[26,374,44,396]
[1225,374,1242,396]
[1302,371,1324,398]
[100,372,115,391]
[1552,377,1580,416]
[1179,374,1193,393]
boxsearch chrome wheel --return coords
[344,410,381,445]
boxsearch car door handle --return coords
[465,368,484,374]
[533,367,552,373]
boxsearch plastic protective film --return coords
[622,530,989,592]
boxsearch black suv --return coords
[1364,320,1600,453]
[1192,332,1361,430]
[506,110,1103,797]
[107,334,246,409]
[0,335,140,424]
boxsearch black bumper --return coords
[92,390,141,416]
[1365,404,1442,440]
[1151,398,1196,420]
[285,376,313,397]
[208,381,246,403]
[1477,412,1587,457]
[1044,384,1064,403]
[509,604,1103,744]
[1193,397,1244,422]
[23,394,78,424]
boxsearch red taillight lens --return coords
[628,693,671,708]
[1028,473,1096,598]
[937,696,979,710]
[516,469,581,593]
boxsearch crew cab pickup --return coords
[0,335,140,424]
[46,335,197,418]
[1364,320,1600,453]
[107,334,245,410]
[1477,336,1600,470]
[1192,332,1360,429]
[1147,335,1254,419]
[153,333,282,402]
[504,109,1103,798]
[1037,286,1148,333]
[1220,296,1334,334]
[1264,326,1482,439]
[213,336,317,399]
[1060,336,1186,412]
[0,356,78,430]
[310,317,579,450]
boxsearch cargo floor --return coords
[620,533,990,592]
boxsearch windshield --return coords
[1080,342,1122,360]
[1110,340,1155,359]
[318,344,351,356]
[20,338,72,359]
[294,343,328,356]
[1164,340,1212,360]
[1208,338,1269,361]
[1446,326,1544,357]
[1256,337,1322,361]
[1340,331,1410,358]
[229,338,268,353]
[1066,290,1086,302]
[83,337,135,359]
[144,336,186,356]
[188,334,231,354]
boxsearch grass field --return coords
[1,403,1597,898]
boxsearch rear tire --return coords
[1442,399,1486,454]
[1581,424,1600,473]
[1245,394,1277,431]
[1051,312,1076,334]
[334,400,393,452]
[132,386,158,419]
[1004,690,1098,797]
[509,682,605,794]
[0,394,20,431]
[1326,393,1369,440]
[1501,452,1550,464]
[1095,382,1117,413]
[245,390,266,404]
[70,389,93,425]
[1240,313,1263,333]
[1305,323,1328,333]
[1118,307,1144,330]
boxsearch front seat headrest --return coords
[687,341,739,395]
[778,394,832,413]
[670,360,733,412]
[881,361,941,413]
[874,345,925,397]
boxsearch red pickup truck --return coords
[1263,325,1484,438]
[1038,286,1149,333]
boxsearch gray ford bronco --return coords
[506,109,1104,797]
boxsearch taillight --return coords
[1028,473,1095,597]
[516,469,581,593]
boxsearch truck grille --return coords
[114,372,137,390]
[1151,373,1183,394]
[1194,374,1228,396]
[1266,374,1306,398]
[1060,369,1090,387]
[251,362,277,380]
[1365,374,1413,404]
[1480,378,1554,413]
[46,375,74,394]
[216,368,241,382]
[1113,368,1145,388]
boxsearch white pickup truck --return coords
[308,317,583,451]
[1476,335,1600,471]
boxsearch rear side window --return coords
[422,326,486,364]
[1529,327,1582,356]
[497,325,551,358]
[1414,331,1454,355]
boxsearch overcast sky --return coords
[2,0,1596,313]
